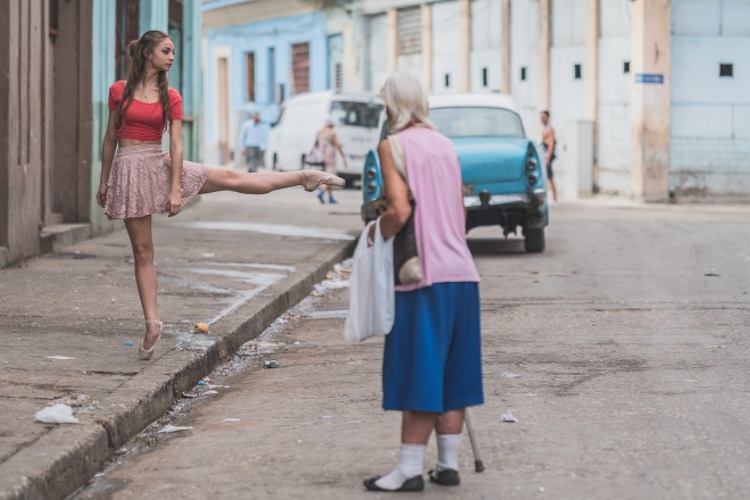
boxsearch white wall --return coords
[670,0,750,196]
[366,13,389,92]
[549,0,587,198]
[509,0,539,138]
[470,0,502,93]
[596,0,631,194]
[432,0,464,94]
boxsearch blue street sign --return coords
[635,73,664,84]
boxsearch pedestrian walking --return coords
[362,71,483,492]
[310,117,347,204]
[540,110,558,204]
[239,112,267,172]
[96,31,343,361]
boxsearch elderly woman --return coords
[364,71,483,492]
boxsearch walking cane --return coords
[464,410,485,472]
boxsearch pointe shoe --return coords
[138,319,164,361]
[301,170,345,192]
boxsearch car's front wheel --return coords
[524,227,545,253]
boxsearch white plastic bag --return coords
[345,219,395,341]
[34,404,80,424]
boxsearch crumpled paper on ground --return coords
[35,404,80,424]
[501,409,518,423]
[158,424,193,433]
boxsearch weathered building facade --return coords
[0,0,94,268]
[0,0,202,268]
[339,0,750,201]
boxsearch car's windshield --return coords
[330,100,384,129]
[430,106,524,138]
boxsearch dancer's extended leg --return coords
[199,169,343,195]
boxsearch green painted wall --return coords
[91,0,118,235]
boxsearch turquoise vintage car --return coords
[361,93,549,252]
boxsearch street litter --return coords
[502,372,521,379]
[194,322,209,334]
[158,425,193,434]
[198,380,206,385]
[201,253,215,258]
[320,415,334,420]
[46,356,76,360]
[182,391,199,398]
[35,404,79,424]
[264,360,280,368]
[242,340,284,354]
[274,317,288,325]
[501,409,518,423]
[203,390,218,395]
[123,341,133,346]
[322,279,350,289]
[207,384,230,389]
[223,418,240,422]
[177,338,214,351]
[314,284,327,293]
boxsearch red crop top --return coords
[108,80,183,141]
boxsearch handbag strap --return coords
[387,135,407,182]
[386,134,415,203]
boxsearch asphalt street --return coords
[73,195,750,500]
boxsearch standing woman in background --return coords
[313,117,348,204]
[97,31,343,360]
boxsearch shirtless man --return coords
[540,110,558,204]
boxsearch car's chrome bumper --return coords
[464,188,546,209]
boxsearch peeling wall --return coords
[596,0,631,195]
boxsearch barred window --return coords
[397,7,421,56]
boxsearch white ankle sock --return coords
[375,443,425,490]
[436,434,461,471]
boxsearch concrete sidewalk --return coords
[0,188,363,500]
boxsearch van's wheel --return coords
[272,153,278,171]
[524,227,545,253]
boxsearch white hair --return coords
[380,70,435,133]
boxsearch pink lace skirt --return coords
[104,144,212,220]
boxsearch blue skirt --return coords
[382,282,484,413]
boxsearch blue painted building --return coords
[202,1,331,164]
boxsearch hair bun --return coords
[127,39,139,58]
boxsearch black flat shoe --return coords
[428,468,460,486]
[363,475,425,492]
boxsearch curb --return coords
[0,237,357,500]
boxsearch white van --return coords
[264,91,384,186]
